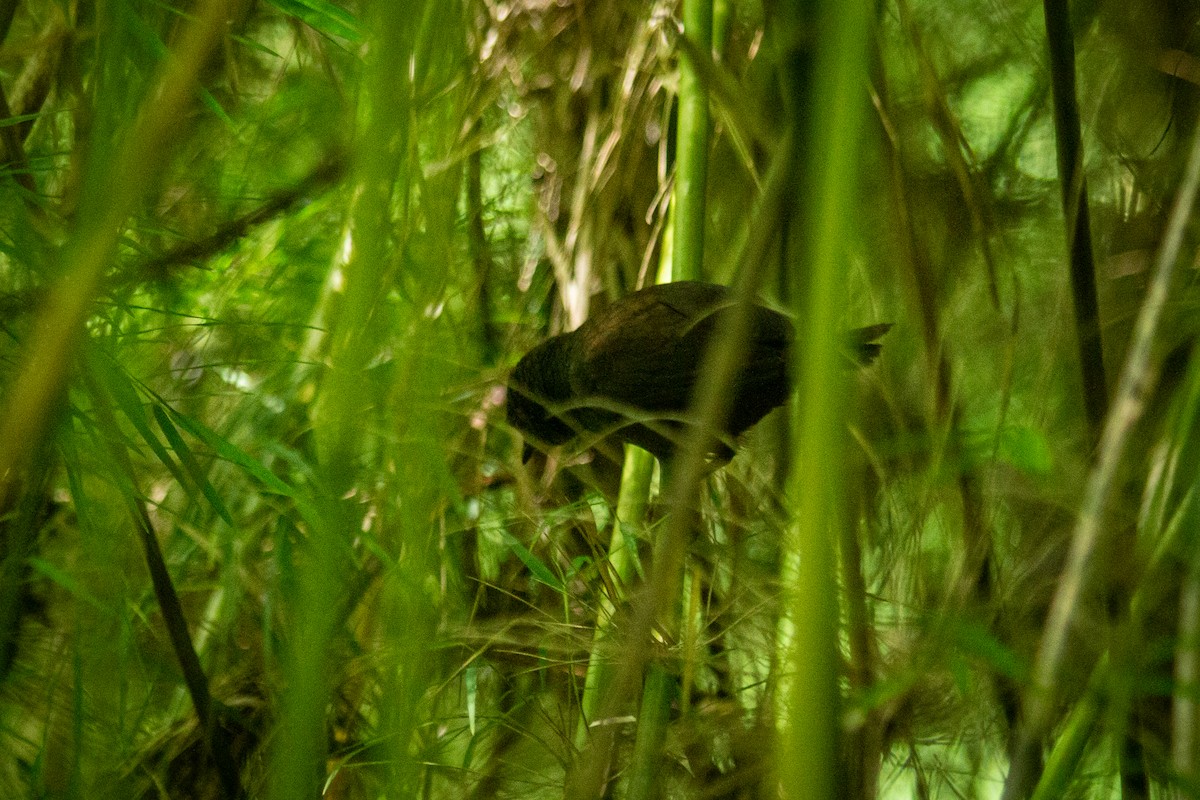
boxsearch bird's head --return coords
[506,335,577,461]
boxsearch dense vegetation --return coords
[0,1,1198,798]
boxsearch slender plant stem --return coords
[1043,0,1108,447]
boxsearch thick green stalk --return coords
[615,4,713,774]
[575,444,654,748]
[672,0,712,282]
[271,3,442,799]
[775,0,872,799]
[566,127,798,800]
[622,460,691,800]
[577,1,714,772]
[625,663,676,800]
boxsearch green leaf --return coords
[269,0,363,42]
[89,355,189,489]
[963,424,1053,477]
[152,404,235,526]
[166,407,295,497]
[27,557,113,616]
[465,661,477,736]
[996,425,1053,477]
[501,530,564,591]
[946,618,1028,681]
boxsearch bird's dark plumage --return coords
[506,281,888,463]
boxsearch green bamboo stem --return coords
[625,663,677,800]
[575,0,713,783]
[672,0,712,283]
[271,3,443,799]
[774,0,872,798]
[575,444,655,748]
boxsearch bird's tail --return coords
[844,323,893,365]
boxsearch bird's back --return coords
[572,282,789,406]
[568,282,793,454]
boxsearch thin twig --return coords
[1043,0,1108,447]
[135,153,347,280]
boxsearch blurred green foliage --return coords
[0,0,1197,798]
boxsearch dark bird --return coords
[506,281,889,464]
